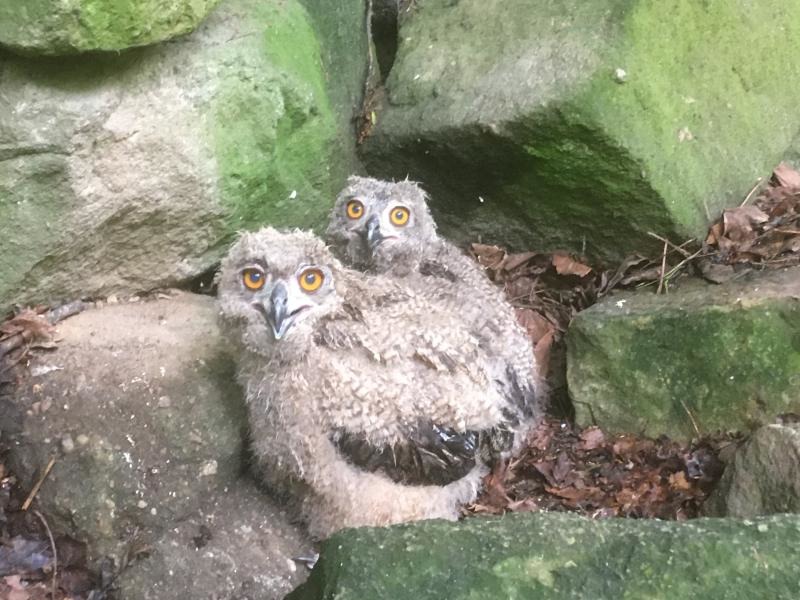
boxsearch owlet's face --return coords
[326,176,439,272]
[218,228,340,355]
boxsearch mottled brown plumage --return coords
[327,176,544,439]
[217,228,524,538]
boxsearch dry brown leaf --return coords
[0,310,53,343]
[533,329,556,373]
[578,426,606,451]
[750,232,790,259]
[552,451,572,483]
[669,471,692,492]
[619,266,664,286]
[545,485,599,501]
[773,161,800,189]
[515,308,554,343]
[612,437,637,456]
[722,206,769,243]
[501,252,537,272]
[506,498,539,512]
[471,243,506,270]
[705,221,723,245]
[552,253,592,277]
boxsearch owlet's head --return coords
[217,228,342,355]
[326,176,439,273]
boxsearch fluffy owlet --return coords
[217,228,529,539]
[326,176,543,436]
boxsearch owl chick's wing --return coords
[331,420,479,486]
[419,245,541,421]
[310,285,515,485]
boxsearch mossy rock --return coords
[566,268,800,440]
[0,0,221,55]
[361,0,800,263]
[0,0,366,311]
[705,423,800,518]
[288,512,800,599]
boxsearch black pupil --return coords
[396,210,404,219]
[352,204,361,214]
[249,272,261,281]
[305,273,317,284]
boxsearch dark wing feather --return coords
[331,421,479,486]
[501,365,538,421]
[418,259,459,283]
[477,367,539,465]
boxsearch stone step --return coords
[288,511,800,599]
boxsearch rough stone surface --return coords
[0,0,366,313]
[300,0,369,139]
[288,512,800,599]
[0,0,220,55]
[566,268,800,440]
[361,0,800,262]
[705,423,800,518]
[118,480,310,600]
[1,294,251,562]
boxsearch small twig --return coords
[22,456,56,511]
[662,248,706,280]
[740,177,764,207]
[646,232,694,258]
[0,330,32,358]
[33,509,58,600]
[679,399,702,437]
[46,300,87,325]
[656,241,668,295]
[0,341,33,374]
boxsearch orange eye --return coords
[242,268,265,291]
[298,268,324,293]
[346,199,364,220]
[389,206,410,226]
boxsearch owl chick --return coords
[217,228,526,539]
[326,176,544,437]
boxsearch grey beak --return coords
[365,215,383,250]
[267,281,290,340]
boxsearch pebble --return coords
[61,434,75,453]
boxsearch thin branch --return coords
[740,177,764,207]
[33,509,58,600]
[22,456,56,511]
[679,399,702,437]
[646,232,694,258]
[662,248,706,280]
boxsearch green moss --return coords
[209,0,343,236]
[567,273,800,439]
[362,0,800,263]
[573,0,800,241]
[288,512,800,599]
[0,0,220,55]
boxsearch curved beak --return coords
[267,281,291,340]
[364,215,383,251]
